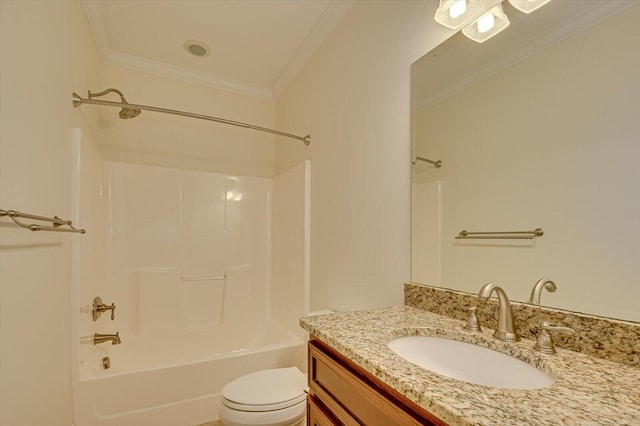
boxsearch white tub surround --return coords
[72,136,309,425]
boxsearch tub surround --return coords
[300,305,640,425]
[405,283,640,367]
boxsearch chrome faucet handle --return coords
[92,297,116,321]
[528,278,557,305]
[464,306,482,332]
[534,321,575,354]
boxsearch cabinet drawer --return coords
[308,395,340,426]
[309,339,441,426]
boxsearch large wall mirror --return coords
[411,0,639,322]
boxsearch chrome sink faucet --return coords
[477,283,520,342]
[528,278,557,305]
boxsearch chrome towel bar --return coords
[0,209,86,233]
[456,228,543,240]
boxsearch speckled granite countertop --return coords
[300,305,640,426]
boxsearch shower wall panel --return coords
[105,162,271,336]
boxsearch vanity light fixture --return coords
[462,3,510,43]
[508,0,553,14]
[434,0,551,43]
[433,0,486,29]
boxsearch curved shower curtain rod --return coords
[71,89,311,145]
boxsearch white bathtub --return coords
[74,320,306,426]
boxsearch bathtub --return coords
[74,320,306,426]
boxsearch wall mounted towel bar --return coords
[0,209,86,233]
[413,156,442,168]
[456,228,543,240]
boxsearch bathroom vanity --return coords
[301,306,640,425]
[307,337,445,425]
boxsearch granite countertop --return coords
[300,305,640,426]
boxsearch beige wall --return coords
[0,1,103,424]
[98,65,278,177]
[276,0,451,311]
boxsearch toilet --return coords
[219,367,307,426]
[220,310,334,425]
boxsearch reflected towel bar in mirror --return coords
[456,228,543,240]
[412,156,442,168]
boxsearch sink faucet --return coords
[93,332,121,345]
[477,283,520,342]
[528,278,556,305]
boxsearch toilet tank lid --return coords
[222,367,306,406]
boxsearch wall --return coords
[98,65,278,177]
[276,0,451,311]
[414,6,640,320]
[104,162,272,337]
[0,1,103,425]
[272,161,310,339]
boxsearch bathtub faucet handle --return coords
[92,297,116,321]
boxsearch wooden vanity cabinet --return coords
[307,337,447,426]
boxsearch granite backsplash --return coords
[405,283,639,367]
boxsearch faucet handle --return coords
[92,297,116,321]
[534,321,575,354]
[464,306,482,332]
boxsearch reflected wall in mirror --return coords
[411,0,640,322]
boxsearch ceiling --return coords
[83,0,354,100]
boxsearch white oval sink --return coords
[388,336,553,390]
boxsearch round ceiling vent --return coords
[184,40,210,57]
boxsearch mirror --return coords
[411,0,639,322]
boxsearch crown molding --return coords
[103,51,275,100]
[416,0,637,112]
[81,0,112,63]
[81,0,352,101]
[272,0,355,98]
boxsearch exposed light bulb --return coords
[449,0,467,19]
[477,13,495,33]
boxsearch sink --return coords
[387,336,554,390]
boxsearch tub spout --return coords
[94,332,121,345]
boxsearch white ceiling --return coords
[83,0,354,100]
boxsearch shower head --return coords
[88,88,142,119]
[119,106,141,119]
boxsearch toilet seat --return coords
[222,367,306,413]
[223,394,306,412]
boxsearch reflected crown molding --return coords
[415,0,637,112]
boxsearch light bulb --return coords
[477,12,495,33]
[449,0,467,19]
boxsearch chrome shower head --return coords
[119,106,141,119]
[88,88,141,120]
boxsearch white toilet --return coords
[219,367,307,426]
